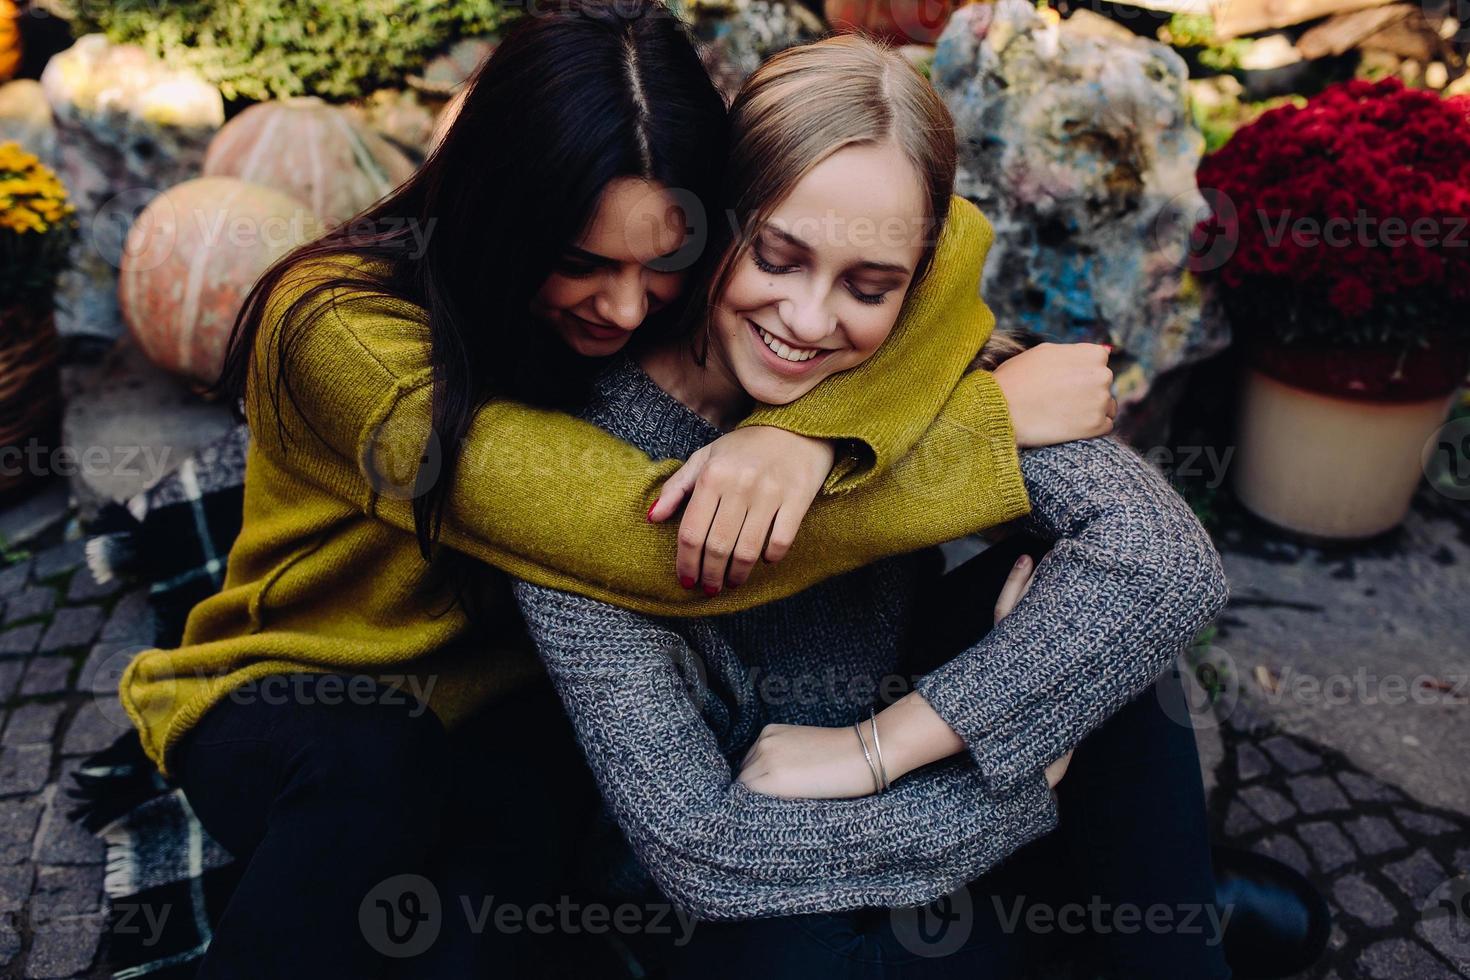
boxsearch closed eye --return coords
[752,246,798,276]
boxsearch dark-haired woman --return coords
[117,3,1114,978]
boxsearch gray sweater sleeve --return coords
[915,436,1231,798]
[511,579,1059,921]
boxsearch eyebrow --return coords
[563,244,684,264]
[763,226,913,277]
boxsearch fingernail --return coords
[703,584,720,597]
[679,575,696,589]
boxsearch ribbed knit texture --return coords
[513,356,1231,920]
[118,198,1030,774]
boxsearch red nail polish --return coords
[703,584,720,597]
[679,575,696,589]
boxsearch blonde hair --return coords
[704,35,957,308]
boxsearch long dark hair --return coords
[216,0,728,561]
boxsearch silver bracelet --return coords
[853,721,882,794]
[869,708,891,792]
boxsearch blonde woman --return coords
[510,36,1239,979]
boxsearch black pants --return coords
[173,672,604,979]
[634,534,1233,980]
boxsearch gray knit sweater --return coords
[512,355,1229,921]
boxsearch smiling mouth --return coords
[751,322,827,364]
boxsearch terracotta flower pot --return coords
[1232,342,1469,540]
[0,301,62,500]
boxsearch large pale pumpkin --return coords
[0,0,21,84]
[204,96,416,227]
[119,177,319,385]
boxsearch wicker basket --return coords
[0,302,63,499]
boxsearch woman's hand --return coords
[992,342,1116,448]
[737,722,879,799]
[648,427,835,595]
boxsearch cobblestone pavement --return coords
[0,484,1465,977]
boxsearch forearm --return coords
[914,438,1230,797]
[513,580,1059,919]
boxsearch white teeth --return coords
[758,327,820,363]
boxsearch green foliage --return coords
[1190,93,1303,154]
[71,0,512,103]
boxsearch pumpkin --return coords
[118,177,319,385]
[203,97,416,228]
[0,0,21,84]
[824,0,963,46]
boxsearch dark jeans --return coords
[173,671,603,979]
[634,534,1232,980]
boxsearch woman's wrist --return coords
[872,691,966,783]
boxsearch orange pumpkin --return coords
[204,97,416,228]
[119,177,319,385]
[0,0,21,84]
[824,0,963,45]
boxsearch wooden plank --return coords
[1214,0,1393,39]
[1295,4,1412,59]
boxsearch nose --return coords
[593,269,648,332]
[777,287,836,344]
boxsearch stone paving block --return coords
[1356,936,1461,979]
[1338,770,1403,804]
[1345,815,1409,856]
[30,864,104,923]
[1298,820,1357,872]
[1,702,65,746]
[1252,833,1312,876]
[1235,743,1270,782]
[0,863,32,913]
[1259,736,1322,774]
[30,539,86,582]
[0,624,42,659]
[0,910,19,968]
[1384,849,1449,905]
[62,699,129,756]
[66,565,120,603]
[1286,774,1351,815]
[32,772,104,865]
[19,657,73,698]
[100,589,154,645]
[3,586,55,625]
[1239,785,1297,824]
[0,746,50,797]
[25,911,106,978]
[38,605,104,653]
[1393,808,1459,838]
[0,797,43,863]
[0,561,30,599]
[1223,800,1263,838]
[1333,873,1398,928]
[0,660,22,703]
[78,641,139,697]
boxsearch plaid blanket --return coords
[70,423,251,979]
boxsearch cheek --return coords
[535,274,592,314]
[846,308,901,361]
[648,272,687,309]
[719,263,780,313]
